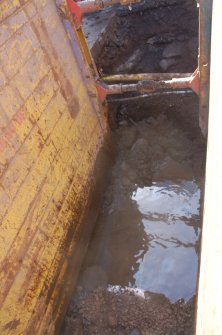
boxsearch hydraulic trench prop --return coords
[66,0,212,136]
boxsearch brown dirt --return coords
[62,287,196,335]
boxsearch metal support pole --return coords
[199,0,213,136]
[102,73,192,82]
[96,75,197,102]
[65,0,99,77]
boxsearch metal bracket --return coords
[96,83,109,103]
[67,0,142,29]
[189,69,200,95]
[67,0,83,29]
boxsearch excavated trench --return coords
[61,1,206,334]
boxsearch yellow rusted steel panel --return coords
[0,0,107,334]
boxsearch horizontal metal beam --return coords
[102,73,192,82]
[107,90,193,103]
[96,71,199,102]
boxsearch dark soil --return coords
[62,287,196,335]
[96,0,198,75]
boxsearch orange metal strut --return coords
[67,0,141,28]
[96,71,200,103]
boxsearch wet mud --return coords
[63,287,196,335]
[61,115,205,335]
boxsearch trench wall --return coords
[0,0,107,334]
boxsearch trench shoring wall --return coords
[0,0,108,333]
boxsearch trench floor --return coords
[62,114,205,335]
[62,1,204,333]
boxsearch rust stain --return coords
[28,14,80,119]
[0,110,26,154]
[3,319,20,331]
[0,183,46,309]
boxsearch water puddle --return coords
[77,116,204,300]
[132,181,200,302]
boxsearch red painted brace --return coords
[96,83,108,103]
[66,0,83,29]
[189,69,200,95]
[67,0,142,29]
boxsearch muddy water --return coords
[63,114,205,335]
[131,181,200,302]
[80,115,203,299]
